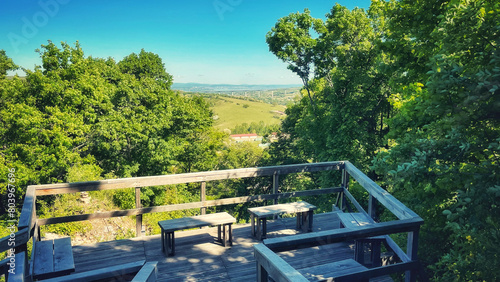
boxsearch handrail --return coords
[34,162,343,195]
[37,187,343,226]
[344,161,419,219]
[263,217,423,252]
[254,162,424,282]
[0,161,422,281]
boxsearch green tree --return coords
[372,0,500,279]
[0,41,224,215]
[267,5,390,173]
[266,9,321,110]
[118,49,173,89]
[0,50,17,77]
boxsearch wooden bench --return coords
[300,258,369,281]
[248,201,317,240]
[32,237,75,280]
[158,212,236,256]
[338,212,385,267]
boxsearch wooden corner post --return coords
[341,168,349,212]
[272,172,279,205]
[135,187,142,237]
[201,181,206,215]
[405,228,420,282]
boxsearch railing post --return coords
[257,261,269,282]
[273,172,279,205]
[272,172,279,219]
[341,169,349,211]
[201,181,206,215]
[405,228,420,282]
[135,187,142,237]
[368,195,378,221]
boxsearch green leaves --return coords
[0,50,17,77]
[0,42,222,215]
[267,4,390,173]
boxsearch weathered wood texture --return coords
[131,261,158,282]
[40,260,145,282]
[344,161,419,220]
[0,229,29,254]
[61,213,393,282]
[300,259,368,281]
[158,212,236,233]
[263,217,424,253]
[64,212,389,282]
[35,162,342,195]
[37,187,342,226]
[254,243,308,282]
[18,186,36,231]
[6,251,26,282]
[248,201,317,218]
[33,237,75,280]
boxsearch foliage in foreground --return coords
[266,0,500,280]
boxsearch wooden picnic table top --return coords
[158,212,236,233]
[248,201,317,218]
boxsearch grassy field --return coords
[207,96,286,131]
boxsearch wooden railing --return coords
[0,161,344,281]
[0,161,423,281]
[254,161,424,282]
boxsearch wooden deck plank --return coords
[69,212,393,281]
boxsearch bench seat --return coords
[158,212,236,256]
[300,259,368,281]
[338,212,385,267]
[248,201,317,240]
[33,237,75,280]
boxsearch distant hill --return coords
[172,83,302,93]
[173,83,303,106]
[206,96,287,132]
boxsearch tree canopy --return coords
[0,42,223,212]
[267,0,500,279]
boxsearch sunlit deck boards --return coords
[70,212,391,281]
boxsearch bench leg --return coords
[355,241,365,265]
[307,210,314,232]
[371,241,382,267]
[221,224,233,247]
[161,231,165,254]
[217,224,233,247]
[256,217,261,240]
[166,232,175,256]
[262,218,267,240]
[251,214,255,237]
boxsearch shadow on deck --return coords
[70,212,391,281]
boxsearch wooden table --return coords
[158,212,236,256]
[248,201,317,240]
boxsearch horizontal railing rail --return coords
[0,161,422,282]
[34,162,343,195]
[1,161,345,281]
[254,161,424,282]
[37,187,343,226]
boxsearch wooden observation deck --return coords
[0,161,424,281]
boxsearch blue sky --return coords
[1,0,371,85]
